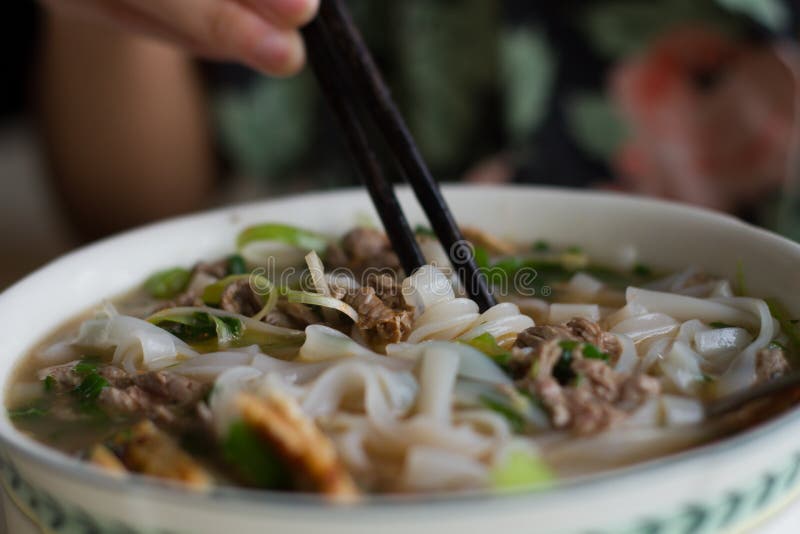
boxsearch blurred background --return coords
[1,0,798,290]
[1,2,75,289]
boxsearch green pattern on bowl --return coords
[3,450,800,534]
[0,453,172,534]
[608,452,800,534]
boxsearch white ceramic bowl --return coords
[2,185,800,534]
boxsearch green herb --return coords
[710,322,732,329]
[702,373,715,383]
[473,246,490,270]
[465,333,513,368]
[222,421,289,489]
[152,312,243,345]
[480,396,525,433]
[553,340,609,384]
[582,265,636,289]
[769,340,788,351]
[212,316,243,344]
[8,407,47,420]
[42,375,56,392]
[558,340,579,351]
[143,268,191,300]
[553,341,578,385]
[226,254,248,275]
[632,263,653,277]
[414,225,437,238]
[735,261,747,296]
[581,343,610,361]
[74,371,109,403]
[492,257,524,275]
[73,357,101,376]
[766,298,800,362]
[532,240,550,252]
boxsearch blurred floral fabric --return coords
[210,0,797,233]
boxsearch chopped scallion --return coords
[465,333,512,368]
[143,268,191,299]
[74,371,109,402]
[226,254,248,275]
[236,224,329,253]
[222,421,289,489]
[9,407,47,420]
[532,240,550,252]
[43,375,56,393]
[480,396,525,433]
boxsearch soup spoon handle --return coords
[705,371,800,419]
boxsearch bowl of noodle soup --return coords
[1,185,800,533]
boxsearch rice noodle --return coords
[415,345,460,422]
[715,297,776,395]
[404,267,533,345]
[626,288,760,329]
[75,314,198,371]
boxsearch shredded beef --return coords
[277,301,321,328]
[98,370,209,428]
[41,362,210,428]
[264,309,298,328]
[364,273,406,310]
[514,318,659,435]
[343,286,412,346]
[134,371,207,405]
[193,259,228,279]
[756,347,791,382]
[326,228,401,278]
[514,318,622,377]
[39,361,83,389]
[40,361,132,390]
[617,373,661,410]
[219,278,262,316]
[99,386,176,424]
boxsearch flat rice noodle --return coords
[626,288,759,330]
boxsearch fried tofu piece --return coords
[461,226,518,255]
[121,420,212,490]
[237,392,360,502]
[88,444,127,477]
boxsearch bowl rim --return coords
[2,184,799,512]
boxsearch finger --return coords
[239,0,319,29]
[121,0,305,76]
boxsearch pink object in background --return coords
[611,27,798,212]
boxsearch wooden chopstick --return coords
[303,0,497,312]
[302,16,426,276]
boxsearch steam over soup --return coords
[7,224,798,497]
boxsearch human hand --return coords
[42,0,319,76]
